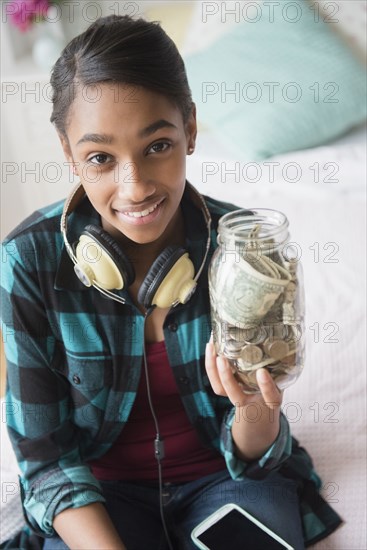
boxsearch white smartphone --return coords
[191,503,294,550]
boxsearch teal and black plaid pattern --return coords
[1,183,342,545]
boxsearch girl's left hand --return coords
[205,339,283,411]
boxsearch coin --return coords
[241,344,263,364]
[224,339,243,355]
[227,326,248,341]
[280,352,296,367]
[236,357,252,372]
[264,339,289,360]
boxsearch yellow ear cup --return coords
[75,234,125,290]
[152,253,196,308]
[137,246,196,309]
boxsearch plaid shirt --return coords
[1,183,341,546]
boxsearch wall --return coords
[1,0,366,238]
[0,0,196,239]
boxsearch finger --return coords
[256,368,282,409]
[217,356,248,403]
[205,342,225,395]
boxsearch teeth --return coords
[125,202,159,218]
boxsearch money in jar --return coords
[209,209,305,394]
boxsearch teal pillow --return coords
[184,0,367,161]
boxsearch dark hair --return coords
[50,15,193,137]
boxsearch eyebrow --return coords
[76,119,177,146]
[76,133,113,146]
[138,119,177,138]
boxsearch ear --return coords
[185,102,197,152]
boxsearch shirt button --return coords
[179,376,189,385]
[73,375,81,384]
[168,323,178,332]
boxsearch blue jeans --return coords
[43,469,304,550]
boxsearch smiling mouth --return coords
[117,198,164,219]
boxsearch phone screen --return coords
[197,509,289,550]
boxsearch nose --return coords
[115,160,156,202]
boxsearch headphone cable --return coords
[143,308,174,550]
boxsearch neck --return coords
[124,208,186,314]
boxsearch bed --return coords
[182,4,367,548]
[183,4,367,547]
[1,1,366,548]
[185,122,367,549]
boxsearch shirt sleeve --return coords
[1,240,105,537]
[220,407,292,480]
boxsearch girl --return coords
[1,15,341,550]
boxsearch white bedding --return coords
[186,121,367,549]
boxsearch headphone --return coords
[61,182,212,309]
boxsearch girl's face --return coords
[61,83,196,247]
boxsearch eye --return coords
[87,153,113,165]
[147,141,171,154]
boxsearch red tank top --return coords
[89,340,226,482]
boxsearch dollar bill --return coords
[210,255,291,328]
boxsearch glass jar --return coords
[208,209,305,394]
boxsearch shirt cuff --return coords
[220,409,292,480]
[21,465,106,537]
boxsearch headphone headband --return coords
[60,183,86,265]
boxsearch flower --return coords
[8,0,56,32]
